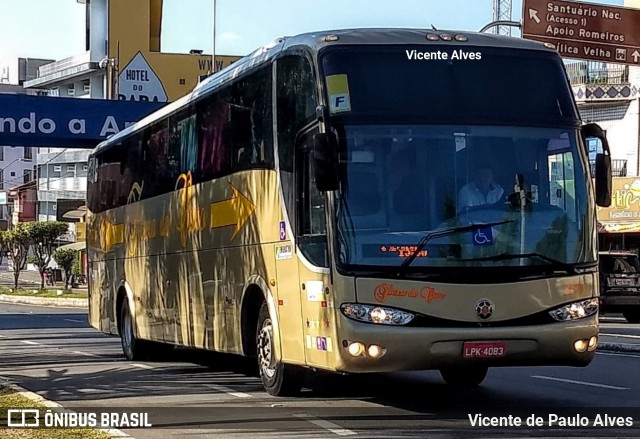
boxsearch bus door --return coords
[295,130,335,367]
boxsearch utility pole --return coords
[212,0,217,74]
[493,0,513,36]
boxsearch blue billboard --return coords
[0,94,165,148]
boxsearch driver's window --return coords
[548,151,576,221]
[297,136,328,267]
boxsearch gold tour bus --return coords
[87,28,613,396]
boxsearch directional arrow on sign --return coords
[529,9,540,24]
[633,50,640,63]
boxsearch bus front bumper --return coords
[333,314,598,373]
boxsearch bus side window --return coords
[276,55,317,237]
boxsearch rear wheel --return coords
[623,310,640,324]
[256,302,302,396]
[120,300,155,360]
[440,367,488,387]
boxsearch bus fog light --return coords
[574,339,588,353]
[367,344,385,358]
[588,336,597,351]
[348,342,365,357]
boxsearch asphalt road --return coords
[1,303,640,438]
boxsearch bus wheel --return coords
[440,367,488,387]
[256,302,302,396]
[120,300,151,361]
[623,310,640,323]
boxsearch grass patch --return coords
[0,388,109,439]
[0,288,87,299]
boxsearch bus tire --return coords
[256,302,302,396]
[440,366,488,387]
[120,299,152,361]
[623,310,640,324]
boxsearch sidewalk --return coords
[0,269,87,294]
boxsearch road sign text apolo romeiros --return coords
[522,0,640,65]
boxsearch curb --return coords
[0,378,133,438]
[598,342,640,354]
[0,294,87,308]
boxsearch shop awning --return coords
[57,241,86,251]
[598,222,640,234]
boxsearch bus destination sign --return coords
[522,0,640,65]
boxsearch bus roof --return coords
[92,28,554,155]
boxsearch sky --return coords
[0,0,627,61]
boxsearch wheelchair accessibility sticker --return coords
[472,228,493,246]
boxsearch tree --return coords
[53,248,77,290]
[5,224,32,290]
[25,222,69,289]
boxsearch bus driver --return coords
[458,163,504,212]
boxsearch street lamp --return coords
[99,57,119,100]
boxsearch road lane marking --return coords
[72,350,99,357]
[21,341,40,345]
[205,384,251,398]
[597,351,640,359]
[294,414,357,436]
[131,363,156,370]
[600,333,640,339]
[532,375,629,390]
[64,319,85,323]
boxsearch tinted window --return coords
[321,46,579,127]
[601,255,640,273]
[89,66,275,213]
[276,55,316,172]
[197,65,274,181]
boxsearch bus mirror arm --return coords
[316,105,330,124]
[582,123,612,207]
[313,132,340,192]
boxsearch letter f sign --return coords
[330,93,351,113]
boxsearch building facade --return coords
[0,57,52,226]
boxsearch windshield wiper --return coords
[400,220,514,269]
[457,252,577,274]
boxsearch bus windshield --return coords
[322,45,595,271]
[334,124,596,270]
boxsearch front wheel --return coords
[623,310,640,324]
[256,302,302,396]
[440,366,488,387]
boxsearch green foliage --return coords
[53,248,77,272]
[5,223,32,288]
[53,247,77,289]
[72,254,82,277]
[27,221,70,288]
[26,255,38,265]
[25,221,69,244]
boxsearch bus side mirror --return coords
[582,123,611,207]
[313,132,339,192]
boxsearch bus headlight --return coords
[341,303,415,325]
[548,298,598,322]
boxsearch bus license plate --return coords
[463,341,507,359]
